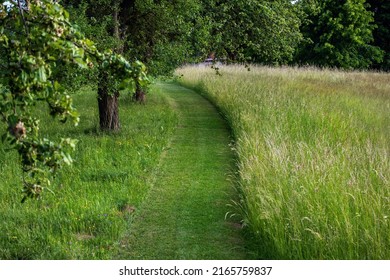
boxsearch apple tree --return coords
[0,0,147,201]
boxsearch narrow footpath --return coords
[118,82,246,259]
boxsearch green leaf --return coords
[73,57,88,68]
[38,67,47,83]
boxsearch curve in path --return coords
[118,82,246,260]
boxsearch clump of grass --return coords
[177,65,390,259]
[0,85,178,259]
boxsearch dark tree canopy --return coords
[295,0,384,69]
[63,0,305,72]
[367,0,390,70]
[206,0,302,65]
[63,0,205,76]
[63,0,388,70]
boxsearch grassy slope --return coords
[0,86,177,259]
[117,82,246,260]
[177,65,390,259]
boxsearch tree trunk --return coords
[98,72,120,131]
[97,4,122,131]
[133,82,146,103]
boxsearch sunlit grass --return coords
[0,85,178,259]
[177,65,390,259]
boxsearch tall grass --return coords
[177,65,390,259]
[0,85,177,259]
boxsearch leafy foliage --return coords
[207,0,303,65]
[0,0,147,201]
[296,0,384,69]
[64,1,303,71]
[63,0,205,77]
[367,0,390,70]
[67,0,387,70]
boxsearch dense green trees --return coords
[63,0,204,76]
[295,0,384,69]
[63,0,304,69]
[125,0,205,76]
[367,0,389,70]
[64,0,389,71]
[207,0,302,64]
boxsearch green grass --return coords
[176,65,390,259]
[0,82,245,260]
[117,82,246,259]
[0,85,178,259]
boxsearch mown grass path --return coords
[117,82,246,259]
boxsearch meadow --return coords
[1,65,389,260]
[177,65,390,259]
[0,86,178,259]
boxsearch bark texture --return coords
[98,74,120,131]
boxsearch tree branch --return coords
[17,0,29,35]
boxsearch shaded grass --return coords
[0,85,177,259]
[177,65,390,259]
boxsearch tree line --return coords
[62,0,388,73]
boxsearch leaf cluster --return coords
[207,0,303,65]
[296,0,384,69]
